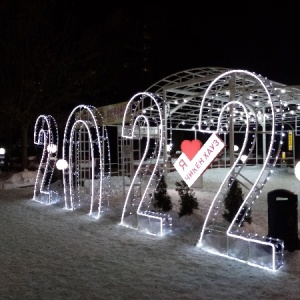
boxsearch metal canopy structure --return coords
[114,67,300,269]
[145,66,300,134]
[118,68,297,268]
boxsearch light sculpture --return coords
[197,70,285,271]
[120,92,172,235]
[62,105,111,219]
[33,115,59,204]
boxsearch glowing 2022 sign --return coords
[196,70,285,271]
[33,115,59,204]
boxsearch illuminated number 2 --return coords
[33,115,59,204]
[120,92,171,235]
[197,70,285,271]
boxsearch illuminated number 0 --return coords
[62,105,110,219]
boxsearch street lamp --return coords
[295,161,300,181]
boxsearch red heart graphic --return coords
[181,140,203,160]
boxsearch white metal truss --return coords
[146,67,299,131]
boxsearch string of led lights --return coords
[33,114,59,205]
[146,66,300,132]
[120,92,172,235]
[194,70,284,271]
[32,67,300,271]
[60,104,111,219]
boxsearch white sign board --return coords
[174,133,225,187]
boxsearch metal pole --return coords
[229,75,235,170]
[262,107,266,164]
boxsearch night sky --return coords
[147,3,300,85]
[1,1,300,164]
[35,2,300,86]
[3,2,300,83]
[1,1,300,102]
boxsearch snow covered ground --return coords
[0,166,300,299]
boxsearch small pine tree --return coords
[175,180,199,217]
[152,173,173,212]
[223,179,252,226]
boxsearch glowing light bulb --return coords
[295,162,300,181]
[241,155,248,162]
[47,144,57,153]
[56,159,68,170]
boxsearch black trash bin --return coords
[268,189,300,251]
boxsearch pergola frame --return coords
[145,67,300,171]
[115,67,300,269]
[142,67,300,270]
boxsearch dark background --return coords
[0,1,299,168]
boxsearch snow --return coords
[1,166,300,299]
[0,169,37,190]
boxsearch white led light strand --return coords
[120,92,171,235]
[33,115,59,204]
[197,70,284,271]
[61,105,111,219]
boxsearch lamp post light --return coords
[295,161,300,181]
[56,159,68,171]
